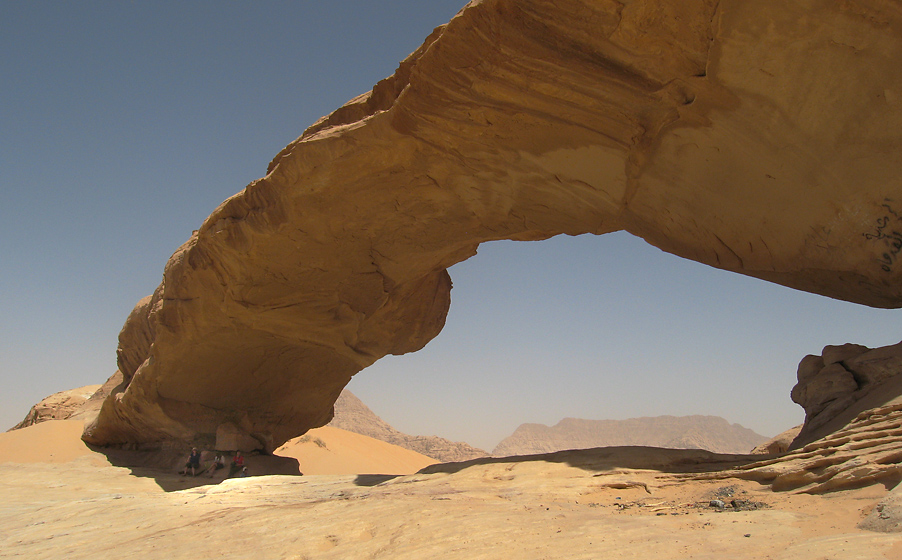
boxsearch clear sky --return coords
[2,2,899,451]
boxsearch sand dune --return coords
[0,420,436,477]
[0,419,105,464]
[275,425,438,475]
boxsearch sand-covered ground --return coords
[1,420,901,559]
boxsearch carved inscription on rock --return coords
[863,199,902,272]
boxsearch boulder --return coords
[84,0,902,451]
[791,341,902,448]
[860,483,902,533]
[214,422,266,453]
[791,362,860,420]
[750,425,802,455]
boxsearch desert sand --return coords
[2,420,901,559]
[274,425,438,475]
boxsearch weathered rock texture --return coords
[791,341,902,448]
[494,416,768,456]
[696,398,902,494]
[328,390,488,462]
[11,385,101,430]
[750,424,802,455]
[860,480,902,532]
[84,0,902,451]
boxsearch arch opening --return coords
[349,232,902,452]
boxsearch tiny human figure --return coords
[208,453,224,478]
[185,447,201,477]
[239,466,249,477]
[228,451,244,477]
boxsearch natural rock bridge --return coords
[83,0,902,452]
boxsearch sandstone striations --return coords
[790,341,902,448]
[493,416,768,456]
[84,0,902,451]
[695,397,902,495]
[328,390,488,463]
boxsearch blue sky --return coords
[2,1,899,451]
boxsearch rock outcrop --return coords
[11,372,125,431]
[750,425,802,455]
[328,390,488,463]
[84,0,902,451]
[11,385,101,430]
[790,341,902,448]
[493,416,768,456]
[697,398,902,494]
[860,481,902,532]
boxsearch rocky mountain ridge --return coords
[327,390,488,463]
[493,415,769,456]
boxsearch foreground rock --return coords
[7,380,902,556]
[4,426,902,558]
[696,398,902,494]
[494,415,768,456]
[85,0,902,450]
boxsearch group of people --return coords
[182,448,248,478]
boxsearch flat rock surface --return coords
[3,419,902,559]
[2,448,900,559]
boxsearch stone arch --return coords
[84,0,902,451]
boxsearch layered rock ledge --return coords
[84,0,902,451]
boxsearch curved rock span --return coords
[84,0,902,451]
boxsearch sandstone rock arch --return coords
[83,0,902,452]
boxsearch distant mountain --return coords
[493,416,769,456]
[328,390,489,463]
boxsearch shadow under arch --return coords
[416,446,759,477]
[92,445,302,492]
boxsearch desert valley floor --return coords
[2,420,901,560]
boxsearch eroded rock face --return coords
[84,0,902,451]
[703,398,902,494]
[791,341,902,448]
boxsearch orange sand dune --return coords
[0,420,436,476]
[276,425,438,475]
[0,419,105,464]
